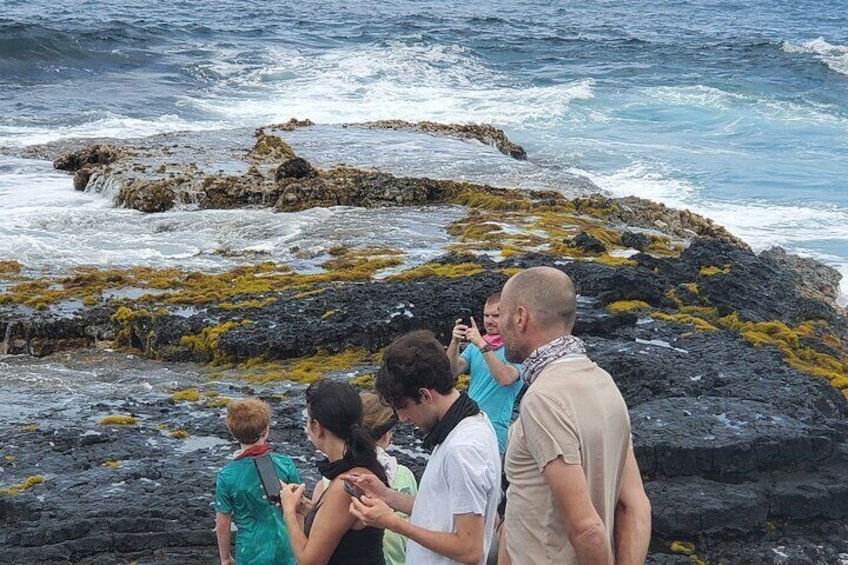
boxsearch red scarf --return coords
[483,334,504,349]
[233,443,271,460]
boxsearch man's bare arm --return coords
[614,448,651,565]
[352,499,485,565]
[478,348,520,386]
[447,320,470,376]
[543,456,613,565]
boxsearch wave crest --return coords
[783,37,848,76]
[185,42,594,126]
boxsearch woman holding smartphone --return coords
[280,379,388,565]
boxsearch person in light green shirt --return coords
[312,392,418,565]
[215,398,300,565]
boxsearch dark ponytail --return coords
[305,379,387,485]
[347,422,381,474]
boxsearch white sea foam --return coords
[783,37,848,76]
[581,161,696,208]
[645,85,749,110]
[588,162,848,304]
[644,84,847,126]
[0,155,463,275]
[0,113,226,148]
[185,42,594,126]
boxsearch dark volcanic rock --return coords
[647,476,770,536]
[621,230,651,251]
[631,397,832,477]
[760,246,843,307]
[6,125,848,563]
[199,174,277,209]
[0,352,428,565]
[570,231,607,253]
[117,178,179,213]
[275,170,449,211]
[73,167,93,191]
[275,157,317,180]
[215,274,509,362]
[53,144,122,172]
[347,120,528,160]
[591,330,848,425]
[670,238,836,324]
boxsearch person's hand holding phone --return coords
[340,473,390,502]
[343,478,365,500]
[453,307,473,343]
[349,495,397,530]
[465,316,484,349]
[279,482,305,517]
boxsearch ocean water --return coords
[1,0,847,302]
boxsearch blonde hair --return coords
[226,398,271,444]
[360,391,397,441]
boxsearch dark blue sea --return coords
[1,0,847,302]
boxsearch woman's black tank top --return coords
[303,496,386,565]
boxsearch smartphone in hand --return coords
[458,307,472,327]
[343,478,365,500]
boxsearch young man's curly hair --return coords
[376,330,456,409]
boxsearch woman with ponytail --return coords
[280,379,388,565]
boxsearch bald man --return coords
[497,267,651,565]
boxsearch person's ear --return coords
[418,388,433,404]
[516,305,529,332]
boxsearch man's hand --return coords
[341,473,391,501]
[349,496,399,530]
[466,317,485,348]
[220,558,234,565]
[451,318,468,343]
[280,482,305,517]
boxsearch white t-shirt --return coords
[406,413,501,565]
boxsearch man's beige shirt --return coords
[504,355,631,564]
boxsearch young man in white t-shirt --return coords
[348,330,501,565]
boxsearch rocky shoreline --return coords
[1,123,847,564]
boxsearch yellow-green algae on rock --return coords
[0,250,405,310]
[237,349,374,384]
[171,388,200,402]
[442,204,678,264]
[206,397,232,408]
[180,321,252,365]
[387,262,485,281]
[670,541,696,555]
[720,314,848,394]
[0,260,23,275]
[646,301,847,397]
[606,300,651,313]
[98,415,138,426]
[0,475,45,496]
[699,264,732,276]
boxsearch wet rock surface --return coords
[345,120,528,160]
[1,125,847,564]
[3,243,846,563]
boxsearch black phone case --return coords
[343,479,364,499]
[254,454,282,505]
[459,307,472,326]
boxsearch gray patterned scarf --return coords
[522,334,587,385]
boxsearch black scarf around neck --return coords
[422,392,480,451]
[316,451,388,485]
[316,453,356,481]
